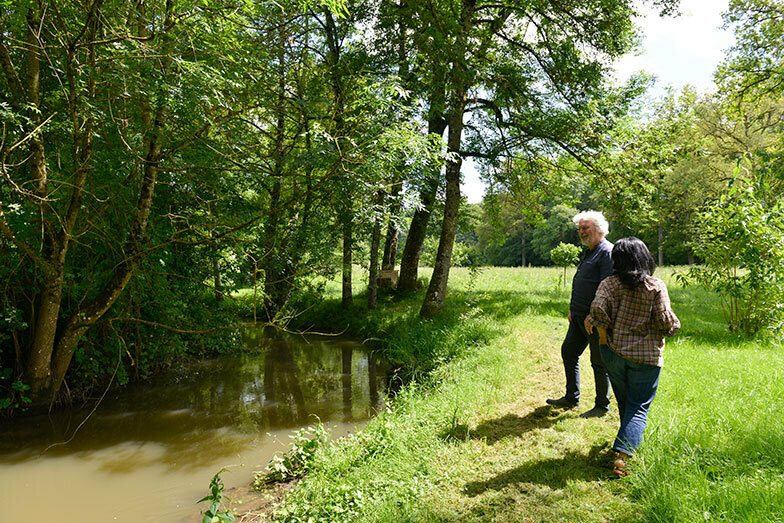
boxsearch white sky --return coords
[461,0,736,204]
[614,0,735,94]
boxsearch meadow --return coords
[252,266,784,522]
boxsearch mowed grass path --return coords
[267,267,784,522]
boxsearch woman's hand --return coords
[585,317,608,345]
[597,326,608,346]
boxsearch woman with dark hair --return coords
[585,237,680,476]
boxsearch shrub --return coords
[682,174,784,335]
[253,424,329,488]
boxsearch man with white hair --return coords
[546,210,613,418]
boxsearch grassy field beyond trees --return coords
[253,266,784,522]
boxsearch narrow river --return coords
[0,329,388,522]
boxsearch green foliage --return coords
[299,0,348,18]
[576,83,782,265]
[421,237,475,268]
[549,242,581,268]
[719,0,784,99]
[253,424,329,488]
[0,303,28,411]
[384,310,498,378]
[197,468,237,523]
[477,191,540,267]
[482,237,524,267]
[0,378,32,410]
[284,280,500,380]
[683,171,784,334]
[66,269,245,394]
[550,242,582,288]
[531,204,580,263]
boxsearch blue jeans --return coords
[560,316,610,410]
[600,344,661,455]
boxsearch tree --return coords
[531,205,580,264]
[478,191,539,267]
[550,242,582,288]
[0,1,355,404]
[719,0,784,100]
[0,1,199,401]
[593,87,783,265]
[394,11,449,292]
[678,0,784,335]
[719,0,784,200]
[413,0,678,317]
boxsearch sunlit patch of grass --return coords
[238,266,784,522]
[267,267,627,521]
[629,336,784,522]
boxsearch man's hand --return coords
[584,316,593,334]
[568,311,572,323]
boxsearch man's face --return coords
[577,219,602,248]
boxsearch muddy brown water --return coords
[0,329,389,522]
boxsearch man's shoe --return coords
[546,396,578,408]
[579,407,609,419]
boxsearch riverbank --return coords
[239,266,784,521]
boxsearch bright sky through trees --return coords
[614,0,735,93]
[461,0,736,204]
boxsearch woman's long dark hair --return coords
[612,237,656,289]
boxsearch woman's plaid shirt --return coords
[588,275,680,367]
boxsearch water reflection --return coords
[0,330,388,522]
[0,330,388,464]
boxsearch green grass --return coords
[245,266,784,522]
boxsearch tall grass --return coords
[630,269,784,521]
[257,266,784,522]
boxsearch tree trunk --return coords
[419,0,474,318]
[324,10,353,307]
[521,223,527,267]
[341,209,354,307]
[212,228,223,302]
[263,19,291,320]
[20,1,102,399]
[397,115,447,290]
[17,2,57,396]
[381,5,408,272]
[381,218,399,270]
[368,193,383,310]
[213,255,223,302]
[420,107,464,317]
[25,275,64,395]
[381,180,402,270]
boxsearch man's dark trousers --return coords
[562,315,610,410]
